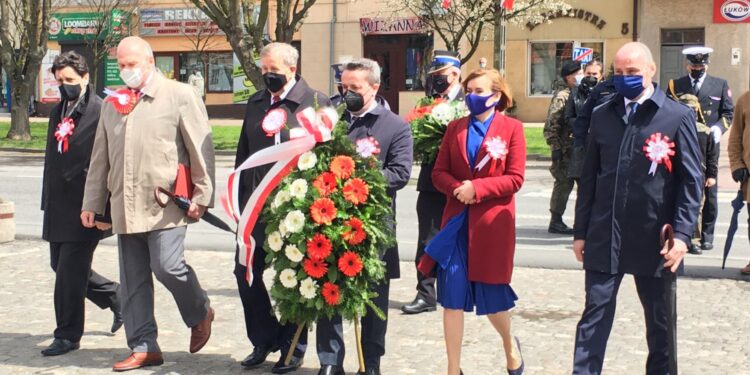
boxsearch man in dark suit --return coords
[667,46,734,253]
[41,51,121,357]
[316,58,413,375]
[234,42,332,374]
[330,63,391,110]
[572,42,703,375]
[402,50,464,315]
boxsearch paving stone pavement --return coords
[1,239,748,375]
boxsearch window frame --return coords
[527,39,606,97]
[205,51,234,94]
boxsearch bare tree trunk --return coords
[7,81,32,140]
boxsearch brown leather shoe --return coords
[189,307,214,353]
[112,352,164,372]
[741,262,750,275]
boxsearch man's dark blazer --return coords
[42,85,109,243]
[573,78,616,147]
[345,103,414,279]
[574,85,703,277]
[235,76,332,208]
[668,74,734,132]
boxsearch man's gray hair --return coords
[260,42,299,68]
[343,58,381,85]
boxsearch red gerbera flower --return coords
[342,178,369,205]
[321,282,341,305]
[310,198,337,225]
[313,172,338,196]
[306,233,333,260]
[330,155,355,180]
[342,217,367,246]
[338,251,364,277]
[303,257,328,279]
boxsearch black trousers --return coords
[49,241,119,342]
[572,271,671,375]
[414,192,445,304]
[316,280,390,369]
[701,184,718,244]
[234,243,307,357]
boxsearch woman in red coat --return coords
[428,69,526,375]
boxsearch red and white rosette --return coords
[355,137,381,158]
[475,136,508,174]
[222,106,339,286]
[262,108,287,144]
[103,88,138,115]
[642,132,675,176]
[54,117,75,154]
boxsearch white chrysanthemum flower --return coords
[297,151,318,170]
[279,269,298,288]
[278,221,288,237]
[284,210,306,233]
[453,101,470,117]
[430,102,453,123]
[284,244,304,263]
[272,190,292,209]
[267,231,283,252]
[289,179,308,199]
[299,277,317,299]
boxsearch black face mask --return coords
[60,83,82,101]
[431,74,451,94]
[579,76,598,95]
[263,72,288,93]
[689,69,705,80]
[343,90,365,112]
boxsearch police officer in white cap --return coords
[668,46,734,253]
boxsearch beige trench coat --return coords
[728,90,750,201]
[83,72,215,234]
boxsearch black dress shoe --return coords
[272,355,303,374]
[318,364,345,375]
[401,297,436,314]
[241,344,279,368]
[110,300,124,333]
[688,244,702,255]
[41,338,80,356]
[548,221,574,235]
[357,368,381,375]
[701,242,714,251]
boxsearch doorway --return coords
[659,28,705,86]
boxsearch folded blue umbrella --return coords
[722,190,744,269]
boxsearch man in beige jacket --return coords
[727,89,750,275]
[81,36,215,372]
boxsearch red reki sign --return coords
[714,0,750,23]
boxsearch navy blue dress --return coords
[428,114,518,315]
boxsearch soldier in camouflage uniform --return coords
[543,60,582,234]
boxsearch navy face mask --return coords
[613,74,645,100]
[465,93,497,116]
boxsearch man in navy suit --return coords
[667,47,734,253]
[315,58,413,375]
[572,42,703,375]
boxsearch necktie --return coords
[692,79,700,94]
[627,102,639,124]
[272,95,281,105]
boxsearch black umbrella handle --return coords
[660,224,674,251]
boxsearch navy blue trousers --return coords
[572,271,671,375]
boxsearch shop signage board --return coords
[105,48,125,87]
[573,47,593,63]
[139,8,224,36]
[40,50,61,103]
[49,11,128,41]
[359,17,428,35]
[714,0,750,23]
[232,54,258,104]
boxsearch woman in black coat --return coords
[40,51,122,357]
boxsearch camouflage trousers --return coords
[550,151,576,217]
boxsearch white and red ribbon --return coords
[643,132,675,176]
[262,108,287,145]
[475,136,508,174]
[356,137,380,158]
[54,117,75,154]
[103,88,138,115]
[222,107,338,286]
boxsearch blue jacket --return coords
[573,85,703,277]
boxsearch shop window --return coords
[208,52,233,93]
[529,41,603,96]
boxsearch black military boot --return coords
[548,214,573,235]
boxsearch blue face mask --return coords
[613,74,645,100]
[465,93,497,116]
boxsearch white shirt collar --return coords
[446,83,462,101]
[692,74,706,89]
[624,83,654,108]
[351,100,378,119]
[271,77,297,103]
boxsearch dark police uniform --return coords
[572,85,703,374]
[667,48,734,249]
[316,102,413,373]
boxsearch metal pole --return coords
[328,0,337,96]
